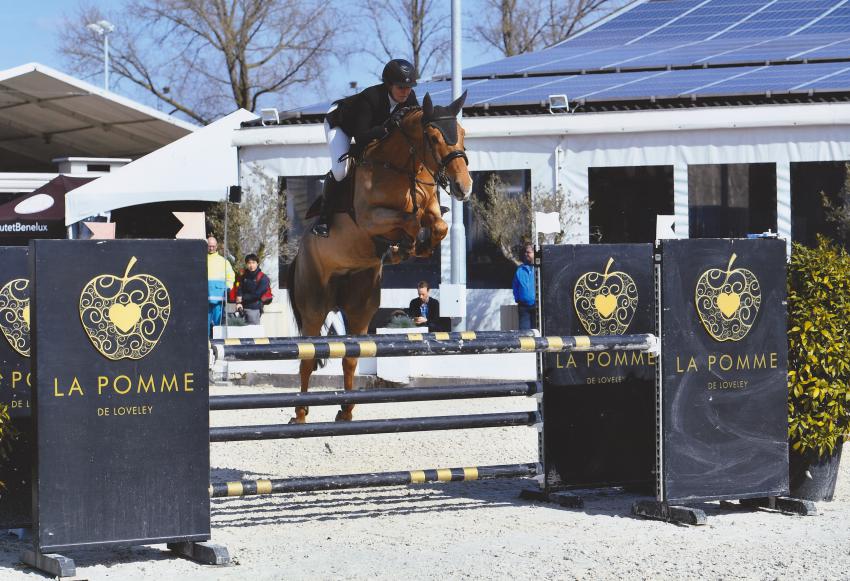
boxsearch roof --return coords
[65,109,256,225]
[283,0,850,121]
[0,63,197,172]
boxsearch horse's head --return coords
[421,91,473,201]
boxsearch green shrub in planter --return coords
[787,235,850,457]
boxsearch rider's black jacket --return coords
[327,84,419,155]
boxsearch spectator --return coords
[235,253,271,325]
[513,244,537,330]
[207,236,234,337]
[407,281,442,332]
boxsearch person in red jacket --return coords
[235,253,270,325]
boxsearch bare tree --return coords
[360,0,449,78]
[60,1,342,124]
[472,0,627,57]
[469,175,589,265]
[207,163,290,269]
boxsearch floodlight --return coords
[548,94,569,113]
[260,108,280,126]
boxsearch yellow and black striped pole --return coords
[210,329,536,347]
[209,463,539,498]
[215,333,657,362]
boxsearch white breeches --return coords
[325,104,351,182]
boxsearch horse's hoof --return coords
[335,410,353,422]
[289,416,306,424]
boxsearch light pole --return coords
[86,20,115,91]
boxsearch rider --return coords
[312,58,420,237]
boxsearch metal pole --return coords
[209,381,540,410]
[210,463,539,498]
[209,329,537,346]
[217,333,658,361]
[449,0,466,331]
[222,192,229,335]
[210,411,539,442]
[103,33,109,90]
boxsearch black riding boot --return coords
[311,175,336,237]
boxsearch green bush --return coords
[787,236,850,456]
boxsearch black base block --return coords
[721,496,818,516]
[631,500,707,525]
[519,487,585,508]
[168,541,231,565]
[21,550,76,577]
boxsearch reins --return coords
[358,110,467,217]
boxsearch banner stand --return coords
[527,239,818,525]
[21,240,230,577]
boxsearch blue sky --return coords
[0,1,519,117]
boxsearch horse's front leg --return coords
[358,206,420,243]
[414,198,448,257]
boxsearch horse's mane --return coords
[363,108,424,159]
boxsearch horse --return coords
[287,91,473,423]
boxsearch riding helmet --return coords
[382,59,417,88]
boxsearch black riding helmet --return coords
[382,59,417,88]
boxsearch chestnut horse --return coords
[287,92,472,423]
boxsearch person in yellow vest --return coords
[207,235,235,337]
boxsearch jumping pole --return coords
[215,333,657,362]
[210,411,539,442]
[209,463,539,498]
[209,329,537,346]
[209,382,539,410]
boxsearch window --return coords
[791,161,848,248]
[279,175,322,287]
[688,163,776,238]
[465,170,531,289]
[588,165,674,243]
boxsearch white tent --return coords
[65,109,257,225]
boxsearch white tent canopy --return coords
[65,109,257,225]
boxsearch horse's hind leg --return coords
[291,316,325,424]
[336,356,358,422]
[336,270,382,422]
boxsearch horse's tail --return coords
[286,256,302,333]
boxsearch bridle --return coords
[357,109,467,217]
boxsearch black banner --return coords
[31,240,210,551]
[541,244,655,489]
[659,238,788,503]
[0,246,33,527]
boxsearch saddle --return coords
[305,171,356,220]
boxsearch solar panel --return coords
[294,0,850,115]
[463,0,850,78]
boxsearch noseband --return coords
[430,146,468,191]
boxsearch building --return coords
[235,0,850,329]
[0,62,197,238]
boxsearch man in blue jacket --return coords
[512,244,536,330]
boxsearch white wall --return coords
[235,101,850,334]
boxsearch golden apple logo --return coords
[79,257,170,360]
[0,278,30,357]
[573,257,638,335]
[695,253,761,342]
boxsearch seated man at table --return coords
[407,280,444,332]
